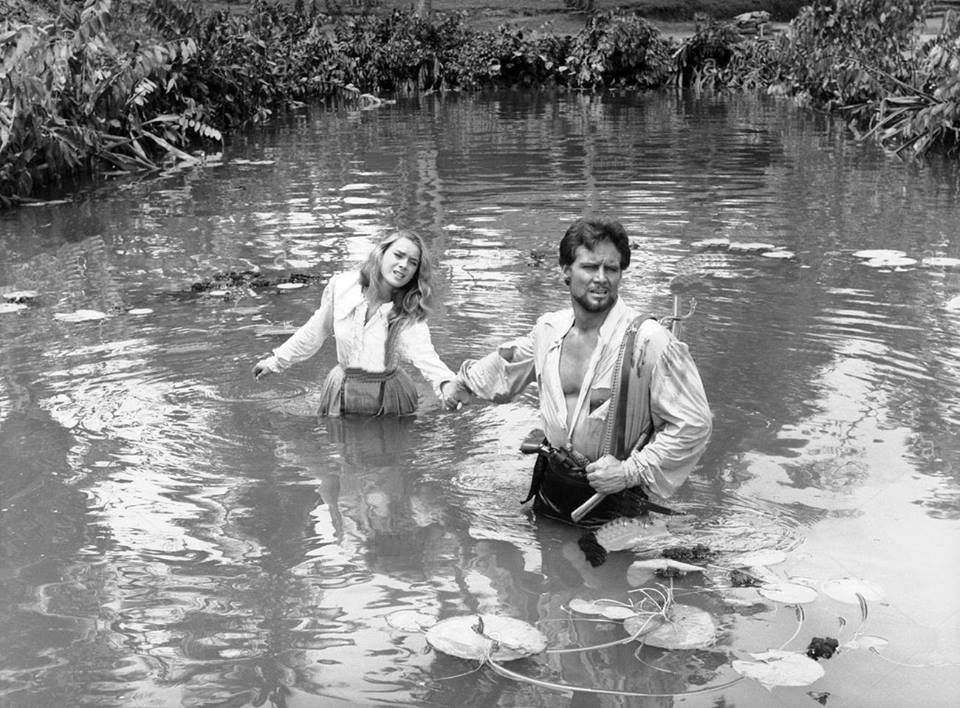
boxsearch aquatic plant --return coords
[561,11,673,88]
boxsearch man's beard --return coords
[573,290,616,313]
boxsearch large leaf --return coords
[594,516,674,552]
[425,615,546,661]
[821,577,885,604]
[732,650,825,689]
[635,604,716,650]
[758,582,818,604]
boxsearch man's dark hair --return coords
[558,218,631,270]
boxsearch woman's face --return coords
[380,236,421,290]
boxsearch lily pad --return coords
[844,635,888,650]
[758,582,818,604]
[691,238,730,250]
[386,609,438,632]
[568,598,605,616]
[922,257,960,268]
[732,650,825,689]
[594,516,674,552]
[0,302,27,314]
[863,256,917,268]
[53,309,108,323]
[425,615,547,661]
[253,324,299,337]
[629,558,705,574]
[639,604,717,650]
[728,242,775,253]
[725,549,786,568]
[852,249,906,259]
[2,290,39,302]
[821,577,885,604]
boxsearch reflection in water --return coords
[1,92,959,706]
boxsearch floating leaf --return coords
[0,302,27,314]
[386,609,437,632]
[598,604,639,621]
[568,598,637,620]
[760,249,795,259]
[53,309,107,322]
[283,259,313,270]
[568,598,605,616]
[844,635,888,650]
[126,308,153,316]
[852,249,906,259]
[252,324,299,337]
[594,516,674,552]
[623,613,664,639]
[425,615,546,661]
[639,604,716,650]
[821,577,885,604]
[758,582,818,604]
[2,290,39,302]
[629,558,705,574]
[691,238,730,250]
[728,242,775,253]
[922,257,960,268]
[276,282,306,290]
[946,295,960,311]
[206,289,229,297]
[863,256,917,268]
[725,549,786,568]
[732,650,825,689]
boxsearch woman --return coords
[253,231,458,416]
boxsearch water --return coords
[1,91,959,707]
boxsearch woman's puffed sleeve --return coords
[261,279,335,372]
[624,338,713,499]
[458,333,537,403]
[396,320,457,397]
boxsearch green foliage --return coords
[561,11,673,88]
[782,0,927,116]
[4,0,960,206]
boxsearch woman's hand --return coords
[252,359,273,381]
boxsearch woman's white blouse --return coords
[260,271,455,396]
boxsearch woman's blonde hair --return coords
[359,230,433,325]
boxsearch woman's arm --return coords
[254,280,335,377]
[396,320,457,398]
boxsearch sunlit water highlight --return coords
[1,91,959,707]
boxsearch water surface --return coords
[1,91,959,707]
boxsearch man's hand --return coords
[585,454,631,494]
[440,378,472,410]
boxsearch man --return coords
[448,217,712,524]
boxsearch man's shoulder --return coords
[534,308,573,333]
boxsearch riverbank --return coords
[1,0,957,208]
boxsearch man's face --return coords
[563,241,623,314]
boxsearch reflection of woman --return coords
[253,231,458,415]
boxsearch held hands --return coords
[440,378,472,411]
[585,454,631,495]
[252,358,273,381]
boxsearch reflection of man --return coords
[449,218,712,524]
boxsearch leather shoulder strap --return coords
[600,316,649,459]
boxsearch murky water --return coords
[1,91,959,707]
